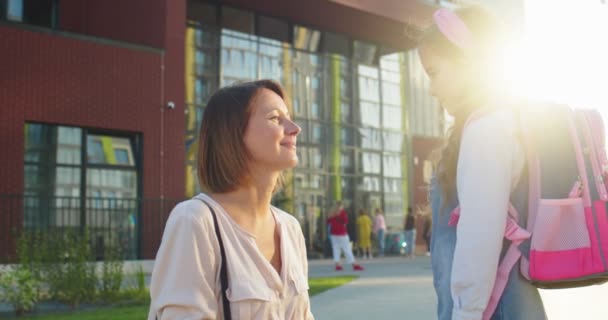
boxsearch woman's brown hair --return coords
[418,6,507,204]
[197,79,286,193]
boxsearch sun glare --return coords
[501,0,608,110]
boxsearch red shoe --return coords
[335,264,344,271]
[353,264,365,271]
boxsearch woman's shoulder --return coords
[166,197,215,229]
[272,206,302,232]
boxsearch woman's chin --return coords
[283,157,299,169]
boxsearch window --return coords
[383,132,404,152]
[114,149,130,165]
[358,66,380,102]
[24,123,140,259]
[340,102,352,124]
[340,150,355,174]
[2,0,57,28]
[297,120,309,143]
[383,154,402,178]
[293,25,321,52]
[4,0,22,21]
[361,152,381,174]
[309,174,324,189]
[309,147,324,170]
[87,140,105,164]
[87,135,133,166]
[341,126,355,146]
[296,146,309,168]
[382,105,402,130]
[310,122,326,144]
[359,176,381,192]
[359,128,382,150]
[359,101,380,127]
[353,41,377,66]
[384,178,402,194]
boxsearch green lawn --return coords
[308,275,357,296]
[23,276,357,320]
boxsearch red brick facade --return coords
[0,0,185,259]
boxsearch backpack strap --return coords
[585,111,608,176]
[567,110,593,207]
[449,203,531,320]
[195,197,232,320]
[483,212,531,320]
[577,111,608,201]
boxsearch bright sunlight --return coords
[498,0,608,110]
[502,0,608,110]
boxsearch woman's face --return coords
[243,88,301,172]
[418,46,471,117]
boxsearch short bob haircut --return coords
[197,79,287,193]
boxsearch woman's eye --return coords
[270,116,280,121]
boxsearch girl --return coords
[148,80,314,319]
[418,6,547,320]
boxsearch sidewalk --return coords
[309,256,436,319]
[308,256,608,320]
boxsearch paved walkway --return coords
[308,256,608,320]
[309,257,436,319]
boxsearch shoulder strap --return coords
[196,197,231,320]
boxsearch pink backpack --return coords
[450,103,608,320]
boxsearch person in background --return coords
[423,214,432,257]
[403,207,417,258]
[356,209,373,259]
[327,201,364,271]
[372,208,387,257]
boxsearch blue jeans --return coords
[376,229,385,256]
[404,229,416,256]
[430,177,546,319]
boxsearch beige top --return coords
[148,193,314,320]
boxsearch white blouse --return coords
[148,193,314,320]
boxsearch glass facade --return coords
[185,7,413,254]
[406,50,447,137]
[24,123,140,259]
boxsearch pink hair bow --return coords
[433,8,474,50]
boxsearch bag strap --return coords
[577,111,608,200]
[156,197,232,320]
[196,197,232,320]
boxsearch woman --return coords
[356,209,373,259]
[373,208,386,257]
[148,80,314,319]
